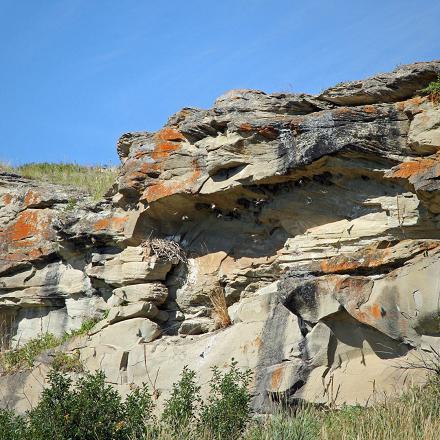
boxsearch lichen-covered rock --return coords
[1,61,440,414]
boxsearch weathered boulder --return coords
[110,283,168,306]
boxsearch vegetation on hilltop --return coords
[0,162,118,200]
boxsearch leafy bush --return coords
[26,370,155,440]
[200,360,252,439]
[123,384,156,439]
[421,75,440,103]
[161,365,201,431]
[0,409,26,440]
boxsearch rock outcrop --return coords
[1,61,440,412]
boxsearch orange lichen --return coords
[24,190,40,206]
[155,128,185,142]
[142,160,201,203]
[334,107,354,116]
[270,367,283,390]
[321,241,440,275]
[363,105,377,114]
[2,194,12,205]
[253,336,263,348]
[0,209,55,265]
[388,155,440,179]
[239,123,253,132]
[9,211,40,241]
[258,126,278,139]
[371,304,382,319]
[320,246,392,274]
[151,142,180,160]
[395,96,424,112]
[93,215,128,232]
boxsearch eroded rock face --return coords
[1,61,440,412]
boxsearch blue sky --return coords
[0,0,439,165]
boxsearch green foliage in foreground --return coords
[421,74,440,103]
[0,361,252,440]
[0,162,118,200]
[0,363,439,440]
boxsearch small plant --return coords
[162,365,201,432]
[63,317,99,340]
[421,75,440,103]
[200,359,252,439]
[0,317,102,374]
[51,351,83,373]
[209,285,231,329]
[0,332,61,373]
[64,197,78,211]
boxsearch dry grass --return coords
[244,376,440,440]
[209,285,231,329]
[0,162,118,200]
[0,314,15,352]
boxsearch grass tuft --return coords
[209,285,231,329]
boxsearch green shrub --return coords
[0,409,26,440]
[161,365,201,432]
[199,359,252,439]
[123,383,156,438]
[421,75,440,103]
[25,370,155,440]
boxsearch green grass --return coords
[0,317,99,374]
[0,162,118,200]
[0,333,61,373]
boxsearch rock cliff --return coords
[1,61,440,412]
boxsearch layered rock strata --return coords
[1,61,440,412]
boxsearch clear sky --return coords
[0,0,439,165]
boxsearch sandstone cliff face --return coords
[1,61,440,412]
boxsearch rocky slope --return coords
[1,61,440,412]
